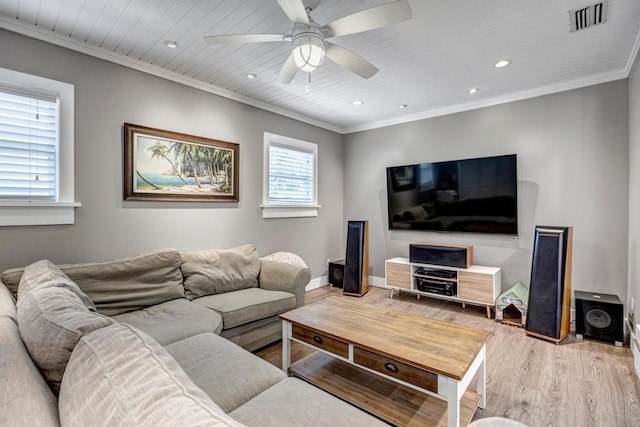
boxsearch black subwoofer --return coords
[328,260,345,288]
[525,226,573,343]
[575,291,623,346]
[343,220,369,297]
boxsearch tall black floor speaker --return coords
[343,220,369,297]
[525,226,573,343]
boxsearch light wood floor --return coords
[256,286,640,427]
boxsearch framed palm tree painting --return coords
[124,123,239,202]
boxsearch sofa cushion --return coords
[0,268,24,297]
[0,284,17,321]
[58,249,185,316]
[59,323,244,427]
[0,317,60,427]
[112,298,223,346]
[229,377,388,427]
[17,286,115,394]
[181,244,260,300]
[17,260,95,310]
[165,332,286,413]
[192,288,295,329]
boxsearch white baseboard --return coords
[307,275,386,292]
[629,319,640,380]
[305,276,327,291]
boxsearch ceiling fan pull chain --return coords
[305,72,311,94]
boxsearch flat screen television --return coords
[386,154,517,235]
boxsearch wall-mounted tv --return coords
[386,154,517,235]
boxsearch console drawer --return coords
[292,325,349,358]
[458,271,494,304]
[353,347,438,393]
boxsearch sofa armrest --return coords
[259,259,311,307]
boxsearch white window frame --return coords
[0,67,80,226]
[261,132,320,219]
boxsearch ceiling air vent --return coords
[569,2,608,32]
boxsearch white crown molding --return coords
[625,25,640,76]
[343,69,629,134]
[0,17,342,134]
[0,15,635,136]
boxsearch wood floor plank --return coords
[256,286,640,427]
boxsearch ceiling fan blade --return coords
[324,0,412,38]
[279,53,299,84]
[276,0,309,25]
[204,34,288,44]
[325,43,378,79]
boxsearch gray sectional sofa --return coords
[0,244,387,426]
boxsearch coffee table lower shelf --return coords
[289,352,481,427]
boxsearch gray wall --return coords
[629,54,640,319]
[0,29,345,279]
[343,81,630,302]
[0,28,635,306]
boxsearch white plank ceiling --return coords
[0,0,639,133]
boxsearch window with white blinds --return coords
[262,133,319,218]
[268,143,314,204]
[0,67,77,226]
[0,87,58,201]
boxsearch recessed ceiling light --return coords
[164,40,179,48]
[469,88,479,94]
[352,100,364,106]
[399,104,408,109]
[246,73,257,80]
[494,59,511,68]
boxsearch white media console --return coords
[385,256,501,318]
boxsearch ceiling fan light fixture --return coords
[292,33,325,73]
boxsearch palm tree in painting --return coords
[171,142,203,188]
[221,150,233,192]
[204,148,218,187]
[147,142,189,185]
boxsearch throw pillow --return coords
[17,286,115,394]
[181,244,260,300]
[261,252,308,268]
[59,323,245,427]
[18,259,96,310]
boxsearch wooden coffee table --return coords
[280,296,489,427]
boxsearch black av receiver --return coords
[416,277,457,296]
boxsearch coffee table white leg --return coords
[281,321,292,374]
[447,379,461,427]
[477,344,487,409]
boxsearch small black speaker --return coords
[409,243,473,269]
[525,226,573,343]
[343,220,369,297]
[328,260,345,288]
[575,291,624,346]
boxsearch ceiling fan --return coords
[203,0,412,84]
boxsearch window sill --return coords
[0,201,82,226]
[261,204,320,219]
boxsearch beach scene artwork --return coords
[125,124,239,201]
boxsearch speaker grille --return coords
[328,260,345,288]
[525,226,572,342]
[575,291,623,344]
[344,222,364,294]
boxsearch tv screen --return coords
[386,154,517,235]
